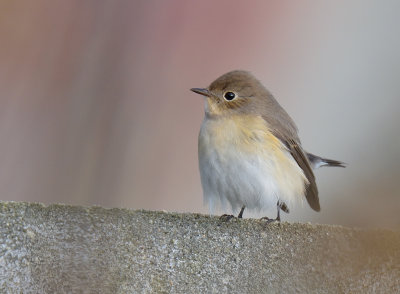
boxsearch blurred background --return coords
[0,0,399,229]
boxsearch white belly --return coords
[198,116,306,213]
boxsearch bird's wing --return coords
[262,112,320,212]
[283,138,320,211]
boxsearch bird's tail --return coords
[306,152,346,170]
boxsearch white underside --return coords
[199,117,306,214]
[200,148,283,212]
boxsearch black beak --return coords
[190,88,210,97]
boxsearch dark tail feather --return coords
[306,152,346,169]
[321,158,346,168]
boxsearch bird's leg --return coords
[276,204,281,222]
[237,205,245,218]
[220,205,246,221]
[261,201,289,223]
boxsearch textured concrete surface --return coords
[0,202,399,294]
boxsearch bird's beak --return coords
[190,88,210,97]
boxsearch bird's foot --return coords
[260,201,289,224]
[260,216,280,224]
[220,205,246,221]
[219,214,235,221]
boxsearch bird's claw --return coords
[260,216,280,224]
[220,214,235,221]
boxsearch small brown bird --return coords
[191,70,345,221]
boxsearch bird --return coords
[191,70,345,222]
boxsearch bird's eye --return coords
[224,92,236,101]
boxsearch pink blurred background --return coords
[0,1,399,229]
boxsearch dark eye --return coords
[224,92,236,101]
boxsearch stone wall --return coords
[0,202,399,293]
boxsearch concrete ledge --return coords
[0,201,399,293]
